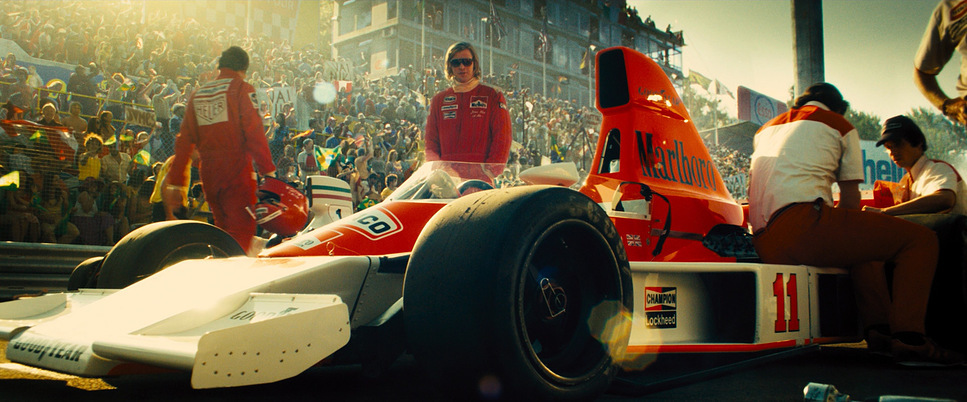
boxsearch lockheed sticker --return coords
[645,287,677,329]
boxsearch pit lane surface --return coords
[2,340,964,401]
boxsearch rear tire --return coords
[67,256,103,290]
[96,220,244,289]
[404,186,632,401]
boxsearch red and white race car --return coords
[0,47,955,401]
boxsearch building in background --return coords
[332,0,684,106]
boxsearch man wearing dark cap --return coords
[164,46,276,255]
[864,115,966,216]
[862,115,967,358]
[750,83,963,366]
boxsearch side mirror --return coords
[609,181,651,220]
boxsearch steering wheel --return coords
[457,179,494,196]
[414,169,460,199]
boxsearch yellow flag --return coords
[0,171,19,189]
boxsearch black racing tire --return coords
[67,256,103,291]
[96,220,245,289]
[403,186,632,401]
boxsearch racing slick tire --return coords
[403,185,632,401]
[96,220,245,289]
[67,256,103,290]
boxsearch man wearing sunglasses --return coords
[424,42,511,167]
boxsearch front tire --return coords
[96,220,245,289]
[404,186,632,401]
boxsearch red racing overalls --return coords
[169,68,275,251]
[424,84,512,164]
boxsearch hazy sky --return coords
[628,0,957,121]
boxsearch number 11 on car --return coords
[773,272,800,333]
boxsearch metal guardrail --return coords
[0,242,110,301]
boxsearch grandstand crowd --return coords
[0,1,748,246]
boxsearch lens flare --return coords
[313,82,337,105]
[477,374,502,399]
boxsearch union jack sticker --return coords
[443,111,457,119]
[626,234,642,247]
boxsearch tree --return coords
[845,109,882,141]
[680,82,735,131]
[907,107,967,161]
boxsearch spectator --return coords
[296,138,321,182]
[100,140,132,185]
[37,175,79,244]
[66,65,96,115]
[62,101,88,139]
[77,134,103,182]
[4,175,40,242]
[70,189,114,246]
[36,103,63,127]
[87,110,116,142]
[381,173,398,199]
[267,113,289,164]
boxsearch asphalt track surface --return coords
[2,340,965,401]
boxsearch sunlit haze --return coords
[629,0,959,121]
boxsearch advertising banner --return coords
[737,86,788,126]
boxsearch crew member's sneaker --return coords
[865,327,892,356]
[891,337,965,367]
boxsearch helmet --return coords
[253,177,309,236]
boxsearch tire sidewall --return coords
[404,186,631,400]
[96,220,244,288]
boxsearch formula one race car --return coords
[0,47,952,401]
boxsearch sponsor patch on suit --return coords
[443,111,457,119]
[444,96,456,103]
[470,96,488,118]
[195,94,228,126]
[470,96,488,108]
[441,104,458,111]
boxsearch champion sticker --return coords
[470,96,488,108]
[444,96,456,103]
[441,104,458,111]
[443,111,457,119]
[645,287,677,311]
[645,287,677,329]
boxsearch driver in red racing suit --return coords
[424,42,511,180]
[165,46,275,254]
